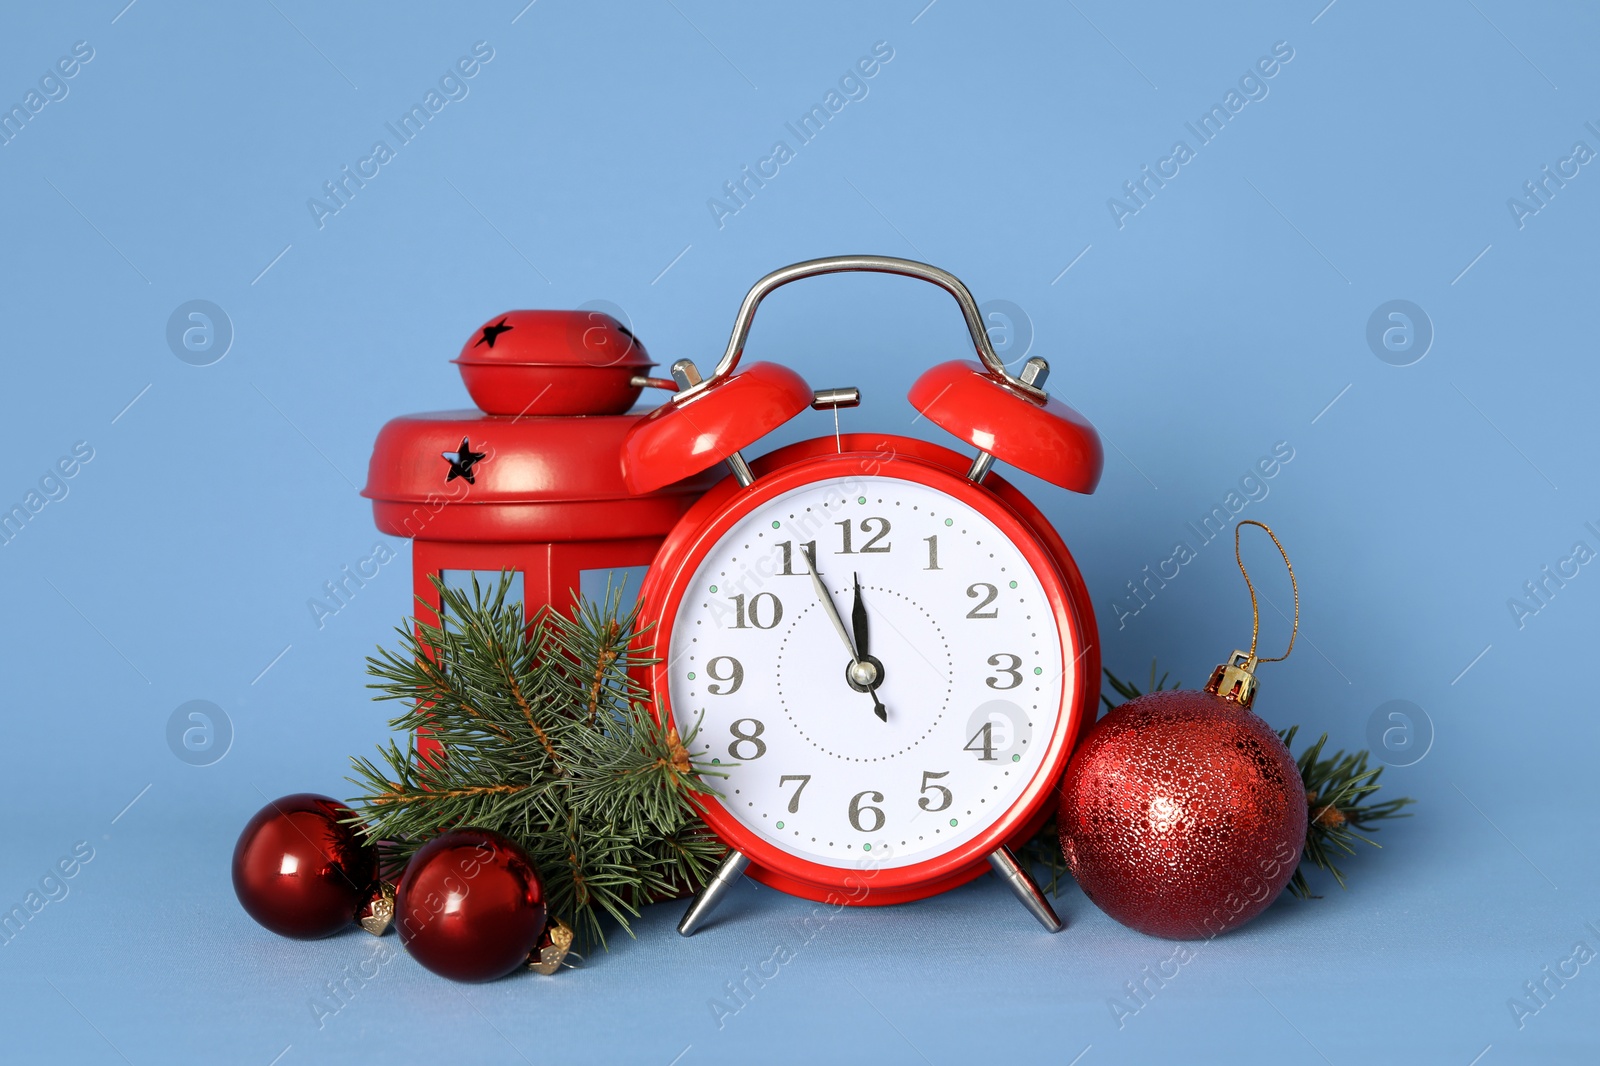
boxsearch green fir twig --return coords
[347,572,726,950]
[1281,724,1416,898]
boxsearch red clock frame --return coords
[636,432,1100,906]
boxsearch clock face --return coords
[663,473,1073,872]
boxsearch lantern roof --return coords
[452,310,655,417]
[363,310,712,543]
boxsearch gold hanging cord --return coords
[1206,520,1298,708]
[1235,519,1298,665]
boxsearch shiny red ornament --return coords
[233,793,379,939]
[394,829,547,982]
[1057,687,1306,940]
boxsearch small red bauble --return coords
[1058,685,1306,940]
[394,829,547,982]
[233,793,379,939]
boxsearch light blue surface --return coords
[2,2,1597,1063]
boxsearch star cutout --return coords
[474,317,513,349]
[442,437,487,484]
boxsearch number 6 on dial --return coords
[624,256,1103,936]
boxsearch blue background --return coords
[2,1,1596,1063]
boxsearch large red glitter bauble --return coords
[232,793,378,939]
[394,829,547,982]
[1058,689,1306,939]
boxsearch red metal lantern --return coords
[362,310,714,757]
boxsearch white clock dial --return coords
[666,474,1070,870]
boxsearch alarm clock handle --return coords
[989,846,1064,932]
[679,254,1048,402]
[677,849,750,936]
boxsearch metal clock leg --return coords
[988,846,1064,933]
[678,850,751,936]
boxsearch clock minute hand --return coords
[803,549,858,660]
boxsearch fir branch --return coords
[504,655,563,772]
[1025,662,1415,901]
[365,782,529,806]
[1280,724,1416,898]
[585,618,625,726]
[348,572,724,950]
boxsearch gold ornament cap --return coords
[528,918,577,975]
[1206,650,1260,709]
[358,882,396,936]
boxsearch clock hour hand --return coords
[802,551,887,722]
[851,574,888,724]
[850,572,870,661]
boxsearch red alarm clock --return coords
[624,257,1104,934]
